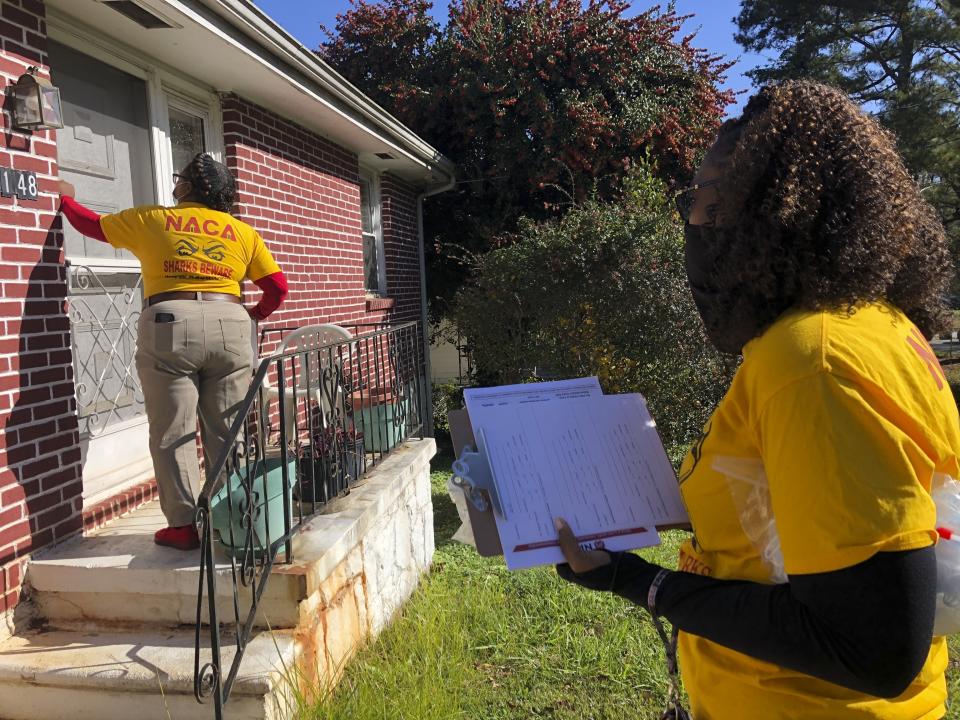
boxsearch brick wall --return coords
[222,95,429,435]
[221,94,425,349]
[0,0,83,615]
[381,175,421,323]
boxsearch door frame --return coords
[48,12,225,506]
[48,11,225,224]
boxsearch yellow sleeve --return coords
[246,230,281,282]
[759,371,936,575]
[99,207,151,252]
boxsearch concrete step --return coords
[28,501,306,629]
[0,625,297,720]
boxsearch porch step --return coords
[0,625,296,720]
[28,501,307,629]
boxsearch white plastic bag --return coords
[931,474,960,635]
[712,456,787,584]
[446,475,477,546]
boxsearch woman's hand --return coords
[555,516,623,591]
[57,179,76,198]
[555,517,667,600]
[555,517,611,573]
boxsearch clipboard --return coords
[448,406,690,559]
[449,408,503,556]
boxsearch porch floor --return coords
[27,499,308,628]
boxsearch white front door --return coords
[51,39,156,506]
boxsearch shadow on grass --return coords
[430,450,463,548]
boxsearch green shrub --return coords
[451,164,736,451]
[432,381,465,450]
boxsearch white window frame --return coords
[155,86,224,204]
[359,168,387,295]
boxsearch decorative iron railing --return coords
[193,321,425,717]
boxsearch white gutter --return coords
[197,0,455,186]
[416,174,457,435]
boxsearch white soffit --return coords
[44,0,454,186]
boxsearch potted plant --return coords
[351,386,413,453]
[209,447,297,558]
[296,424,366,504]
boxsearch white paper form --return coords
[603,394,687,526]
[469,389,685,569]
[463,377,603,434]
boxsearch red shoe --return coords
[154,524,200,551]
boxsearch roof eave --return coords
[199,0,455,188]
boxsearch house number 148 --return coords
[0,168,39,201]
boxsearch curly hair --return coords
[707,80,952,339]
[182,152,236,213]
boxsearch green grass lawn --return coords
[300,453,960,720]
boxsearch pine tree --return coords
[736,0,960,268]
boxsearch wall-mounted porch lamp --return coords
[8,67,63,131]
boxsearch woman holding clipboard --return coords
[557,81,958,719]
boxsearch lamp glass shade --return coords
[39,85,63,129]
[11,73,63,130]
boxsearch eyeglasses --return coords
[172,173,187,184]
[674,178,721,223]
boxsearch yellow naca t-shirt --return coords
[99,202,280,298]
[676,302,960,720]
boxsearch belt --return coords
[146,291,241,306]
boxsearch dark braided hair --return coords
[182,152,236,213]
[708,80,952,338]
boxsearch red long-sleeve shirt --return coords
[59,195,288,320]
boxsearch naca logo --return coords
[174,238,225,262]
[906,326,947,391]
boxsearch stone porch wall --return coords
[281,437,436,694]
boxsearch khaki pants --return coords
[136,300,253,527]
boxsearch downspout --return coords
[417,171,456,437]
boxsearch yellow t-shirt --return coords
[100,202,280,298]
[676,302,959,719]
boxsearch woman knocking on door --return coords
[58,152,288,550]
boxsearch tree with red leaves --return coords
[320,0,734,314]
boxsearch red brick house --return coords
[0,0,452,649]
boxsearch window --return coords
[160,90,222,204]
[360,172,386,294]
[168,104,205,173]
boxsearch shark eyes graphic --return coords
[173,238,227,263]
[202,243,226,262]
[175,239,199,257]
